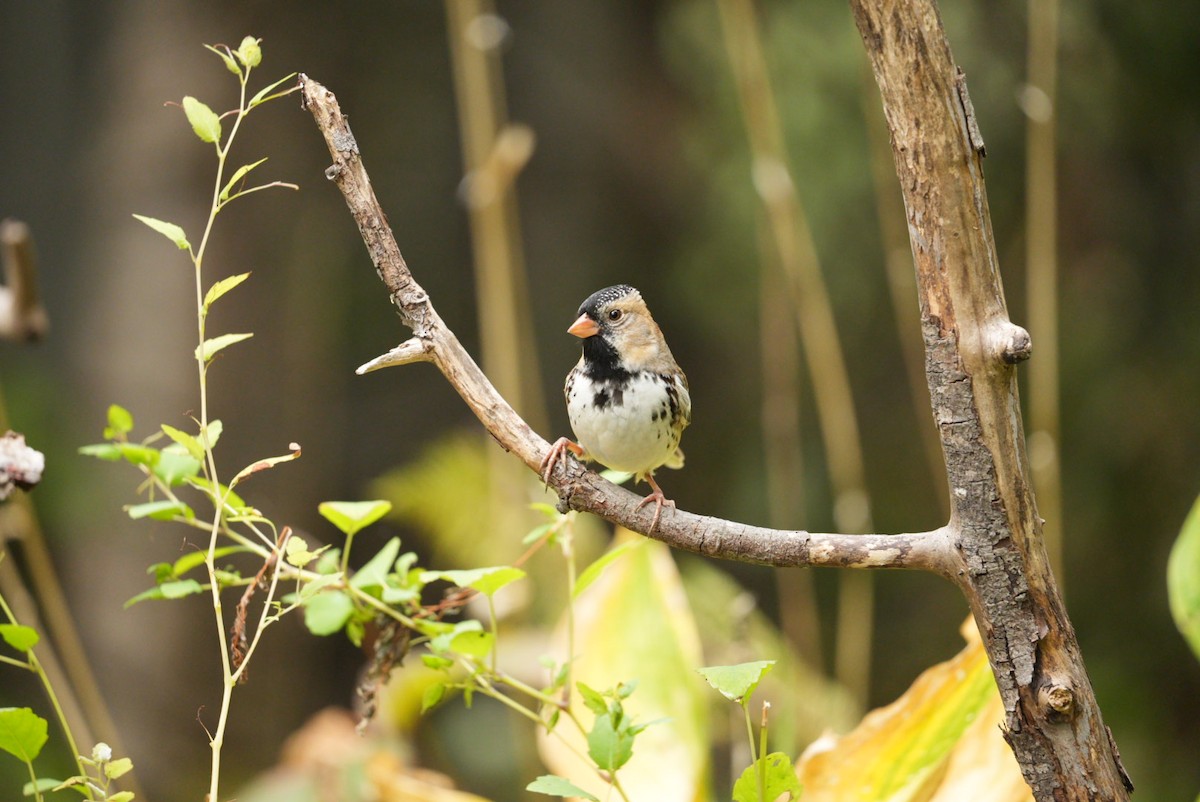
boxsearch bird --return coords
[541,284,691,533]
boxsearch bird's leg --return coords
[541,437,585,486]
[636,473,676,534]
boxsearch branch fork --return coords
[301,7,1129,788]
[299,74,944,577]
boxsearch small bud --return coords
[236,36,262,68]
[92,742,113,762]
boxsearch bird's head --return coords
[569,285,673,372]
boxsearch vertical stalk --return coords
[444,1,547,570]
[1024,0,1062,580]
[444,0,545,434]
[756,221,823,666]
[716,0,875,702]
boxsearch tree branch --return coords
[0,220,49,342]
[849,0,1131,798]
[298,73,951,578]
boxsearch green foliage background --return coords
[0,0,1197,799]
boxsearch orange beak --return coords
[567,313,599,338]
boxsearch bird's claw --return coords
[636,475,676,534]
[541,437,584,487]
[635,492,676,534]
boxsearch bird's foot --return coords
[636,474,676,534]
[541,437,584,487]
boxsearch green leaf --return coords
[284,535,329,569]
[574,540,643,599]
[204,43,241,75]
[349,537,402,594]
[108,793,135,802]
[78,441,158,465]
[1169,493,1200,662]
[202,420,223,450]
[104,756,134,780]
[697,661,776,706]
[598,469,634,485]
[78,443,122,461]
[161,424,204,461]
[529,502,561,520]
[318,500,393,537]
[732,752,802,802]
[410,618,455,639]
[0,707,49,762]
[297,573,342,601]
[219,161,267,202]
[196,332,254,362]
[186,476,247,515]
[132,213,190,250]
[160,579,204,599]
[0,624,39,653]
[428,620,493,658]
[422,654,453,670]
[182,96,221,144]
[576,682,608,716]
[420,682,447,714]
[124,579,204,608]
[23,777,62,796]
[419,566,526,597]
[235,36,262,68]
[526,775,600,801]
[521,523,554,545]
[302,589,354,636]
[105,404,134,438]
[248,72,299,109]
[152,448,201,486]
[204,271,251,307]
[171,546,249,579]
[118,443,160,467]
[126,499,193,521]
[587,712,634,772]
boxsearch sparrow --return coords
[541,284,691,532]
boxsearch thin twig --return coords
[299,73,952,577]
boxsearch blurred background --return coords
[1,0,1198,799]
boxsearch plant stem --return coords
[0,591,92,798]
[23,758,42,802]
[715,0,875,700]
[742,702,757,765]
[195,57,252,802]
[758,702,770,802]
[563,520,577,696]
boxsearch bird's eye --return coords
[608,309,623,321]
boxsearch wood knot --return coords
[989,321,1032,364]
[1039,682,1075,721]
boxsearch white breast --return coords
[566,370,685,477]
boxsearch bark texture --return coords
[300,74,952,577]
[849,0,1132,798]
[302,0,1133,784]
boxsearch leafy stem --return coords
[0,591,92,798]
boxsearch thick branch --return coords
[849,1,1131,799]
[299,74,951,577]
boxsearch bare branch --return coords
[299,73,948,576]
[849,0,1130,797]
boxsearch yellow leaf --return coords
[538,530,709,802]
[797,620,1027,802]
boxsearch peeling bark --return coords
[849,0,1131,798]
[301,0,1133,785]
